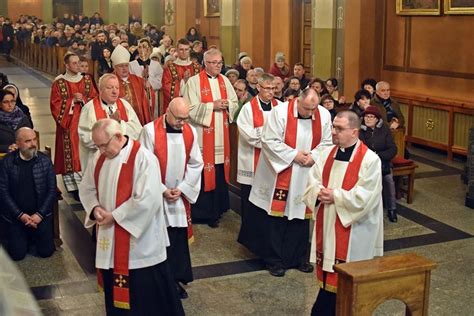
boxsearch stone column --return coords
[83,0,100,18]
[220,0,240,66]
[42,0,53,23]
[106,0,129,24]
[142,0,165,28]
[311,0,337,79]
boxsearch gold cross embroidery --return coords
[276,190,286,200]
[204,163,214,172]
[98,237,110,251]
[115,275,127,288]
[201,87,211,96]
[204,126,214,134]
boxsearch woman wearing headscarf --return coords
[0,90,33,153]
[3,83,33,127]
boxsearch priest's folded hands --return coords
[93,206,115,226]
[317,187,335,204]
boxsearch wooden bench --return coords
[391,128,417,204]
[334,253,437,316]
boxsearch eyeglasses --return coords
[364,114,377,119]
[259,85,275,91]
[96,134,116,150]
[206,60,224,66]
[332,126,354,133]
[169,108,189,123]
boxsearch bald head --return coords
[15,127,37,159]
[166,97,190,130]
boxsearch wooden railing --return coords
[11,40,99,81]
[392,90,474,160]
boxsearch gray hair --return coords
[92,118,122,138]
[375,81,390,91]
[275,52,285,62]
[240,56,252,65]
[203,48,222,62]
[98,73,118,91]
[257,73,275,85]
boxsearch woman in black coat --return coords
[0,90,32,153]
[358,105,398,222]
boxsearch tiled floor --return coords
[1,58,473,315]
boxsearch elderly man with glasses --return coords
[183,48,238,228]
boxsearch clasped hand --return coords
[294,151,315,167]
[163,188,182,202]
[93,206,115,226]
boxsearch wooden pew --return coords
[334,253,437,315]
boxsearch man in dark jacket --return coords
[370,81,405,130]
[0,127,56,261]
[2,18,14,61]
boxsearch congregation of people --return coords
[0,12,409,316]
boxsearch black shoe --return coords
[176,283,188,299]
[208,219,219,228]
[388,209,398,223]
[268,265,286,277]
[297,262,314,273]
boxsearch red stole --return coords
[94,140,141,309]
[250,96,278,172]
[270,99,321,218]
[315,142,368,293]
[93,97,129,122]
[199,71,230,192]
[153,115,195,242]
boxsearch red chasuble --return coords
[50,75,98,174]
[270,99,321,219]
[249,96,278,172]
[92,97,129,122]
[116,73,152,125]
[315,142,369,293]
[153,115,195,242]
[199,71,230,192]
[94,140,141,309]
[162,62,201,112]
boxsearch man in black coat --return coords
[2,18,14,61]
[0,128,56,261]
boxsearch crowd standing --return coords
[0,12,408,316]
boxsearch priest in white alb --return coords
[139,97,203,299]
[249,88,333,277]
[236,73,280,256]
[303,111,384,316]
[183,48,238,228]
[78,73,142,170]
[79,119,184,315]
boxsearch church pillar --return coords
[83,0,100,18]
[101,0,128,24]
[220,0,240,66]
[0,0,8,17]
[311,0,346,92]
[42,0,53,23]
[142,0,165,28]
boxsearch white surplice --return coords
[78,98,143,171]
[183,73,238,163]
[249,100,333,220]
[139,119,204,227]
[236,97,281,185]
[303,141,384,272]
[79,140,169,270]
[129,59,164,91]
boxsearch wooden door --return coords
[301,0,312,75]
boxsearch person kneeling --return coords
[0,128,56,261]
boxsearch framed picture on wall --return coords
[204,0,220,17]
[396,0,441,15]
[444,0,474,14]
